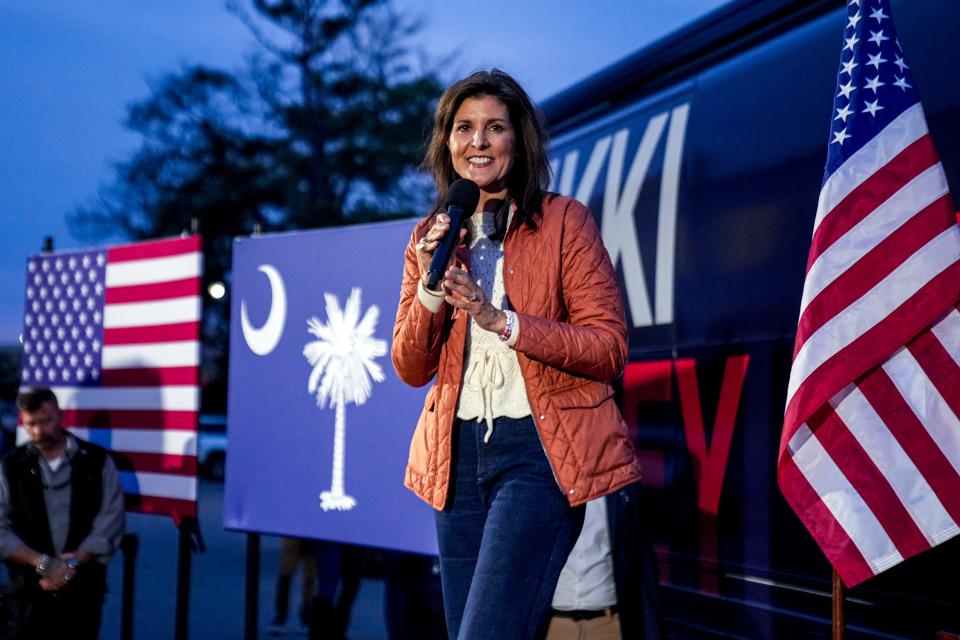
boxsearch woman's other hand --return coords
[443,267,506,333]
[416,214,467,285]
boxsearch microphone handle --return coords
[425,205,466,291]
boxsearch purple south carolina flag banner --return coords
[224,220,436,555]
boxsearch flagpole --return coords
[244,225,262,640]
[832,569,845,639]
[175,519,194,640]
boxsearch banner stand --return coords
[244,533,261,640]
[121,533,139,640]
[173,219,204,640]
[175,518,204,640]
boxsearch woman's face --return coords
[447,95,515,201]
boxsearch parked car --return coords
[198,414,227,481]
[0,400,17,456]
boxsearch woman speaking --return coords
[392,69,641,639]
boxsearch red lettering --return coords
[675,356,749,516]
[621,360,672,422]
[622,360,673,488]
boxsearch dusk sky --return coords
[0,0,729,345]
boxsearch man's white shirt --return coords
[552,497,617,610]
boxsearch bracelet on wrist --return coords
[35,554,51,576]
[498,310,516,342]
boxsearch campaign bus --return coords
[226,0,959,636]
[535,0,959,636]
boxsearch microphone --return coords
[426,179,480,291]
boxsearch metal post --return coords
[121,533,140,640]
[244,533,261,640]
[174,520,195,640]
[832,569,845,639]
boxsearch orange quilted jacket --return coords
[392,193,641,509]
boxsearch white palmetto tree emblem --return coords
[303,288,387,511]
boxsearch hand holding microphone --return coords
[417,179,480,290]
[414,179,507,334]
[415,216,459,281]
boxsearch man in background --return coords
[547,483,664,639]
[0,387,125,639]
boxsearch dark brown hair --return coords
[16,387,59,413]
[423,69,551,232]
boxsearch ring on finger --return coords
[468,292,479,303]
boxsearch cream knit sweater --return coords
[416,210,531,442]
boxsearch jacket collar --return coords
[26,430,78,463]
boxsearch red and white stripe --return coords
[20,236,202,521]
[779,104,960,586]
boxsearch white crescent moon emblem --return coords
[241,265,287,356]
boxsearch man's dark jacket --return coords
[1,437,107,595]
[608,482,665,640]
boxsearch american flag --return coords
[20,235,202,522]
[779,0,960,587]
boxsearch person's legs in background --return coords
[271,537,303,635]
[332,544,364,637]
[297,541,317,634]
[384,550,447,640]
[308,540,343,640]
[58,576,107,640]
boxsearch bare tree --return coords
[70,0,443,410]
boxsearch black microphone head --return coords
[444,179,480,214]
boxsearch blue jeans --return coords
[435,417,585,640]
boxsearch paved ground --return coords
[99,480,388,640]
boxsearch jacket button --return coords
[508,268,514,274]
[539,414,546,420]
[568,488,576,495]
